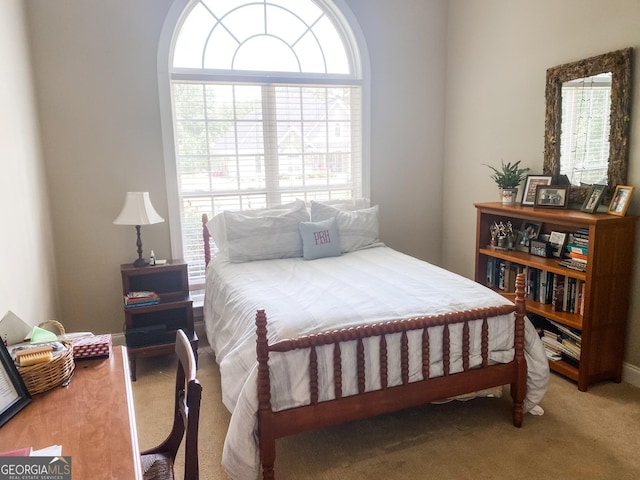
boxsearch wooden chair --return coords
[140,329,202,480]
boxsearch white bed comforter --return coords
[203,246,549,480]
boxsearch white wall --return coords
[0,0,58,331]
[443,0,640,370]
[345,0,447,263]
[24,0,175,334]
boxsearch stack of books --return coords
[539,318,581,366]
[560,228,589,271]
[124,291,160,308]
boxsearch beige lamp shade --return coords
[113,192,164,226]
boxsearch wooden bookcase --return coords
[474,202,636,391]
[120,260,198,380]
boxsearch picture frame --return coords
[580,184,606,213]
[534,185,569,208]
[548,231,568,258]
[516,220,542,252]
[0,341,32,428]
[521,175,553,206]
[607,185,635,216]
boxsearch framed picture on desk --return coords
[0,342,31,427]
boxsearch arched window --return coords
[159,0,368,286]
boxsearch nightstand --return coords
[120,259,198,380]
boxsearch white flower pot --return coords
[499,188,518,205]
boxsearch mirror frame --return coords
[543,48,632,203]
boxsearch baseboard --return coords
[622,362,640,388]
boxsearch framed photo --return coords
[0,341,32,427]
[581,184,606,213]
[534,185,569,208]
[516,220,541,251]
[548,231,568,258]
[607,185,635,216]
[521,175,553,206]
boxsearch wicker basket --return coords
[18,320,75,395]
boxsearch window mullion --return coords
[262,85,280,206]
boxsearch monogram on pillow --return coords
[313,229,332,245]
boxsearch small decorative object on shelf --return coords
[548,231,568,258]
[534,185,569,208]
[580,184,606,213]
[521,175,553,206]
[607,185,635,216]
[516,220,541,252]
[484,160,530,205]
[488,221,515,250]
[530,239,551,258]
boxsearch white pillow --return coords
[206,200,306,260]
[305,197,370,211]
[206,212,229,259]
[224,200,309,262]
[309,201,380,253]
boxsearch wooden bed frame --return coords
[202,214,527,480]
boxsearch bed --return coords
[201,199,549,480]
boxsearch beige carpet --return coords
[132,346,640,480]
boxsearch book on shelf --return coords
[558,258,587,272]
[566,243,588,255]
[568,251,588,262]
[533,315,581,364]
[548,319,582,344]
[124,291,160,307]
[486,257,495,287]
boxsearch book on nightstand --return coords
[124,291,160,307]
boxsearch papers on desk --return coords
[0,445,62,456]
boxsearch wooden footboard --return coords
[256,274,527,480]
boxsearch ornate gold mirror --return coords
[543,48,632,204]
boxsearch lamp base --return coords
[133,257,149,268]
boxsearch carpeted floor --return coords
[132,345,640,480]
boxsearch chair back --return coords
[175,329,201,480]
[141,329,201,480]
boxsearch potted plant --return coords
[485,160,530,204]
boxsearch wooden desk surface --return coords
[0,346,142,480]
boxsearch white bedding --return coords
[204,246,549,480]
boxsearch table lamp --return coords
[113,192,164,267]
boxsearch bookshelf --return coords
[474,202,637,391]
[120,260,197,380]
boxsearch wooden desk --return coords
[0,346,142,480]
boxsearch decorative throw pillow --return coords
[310,201,380,253]
[298,217,341,260]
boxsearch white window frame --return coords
[157,0,370,289]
